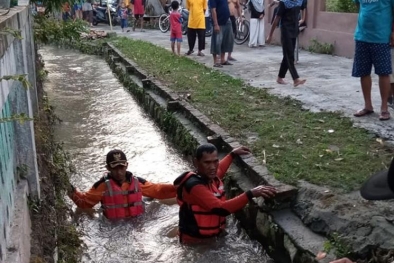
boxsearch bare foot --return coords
[276,78,287,85]
[294,79,306,87]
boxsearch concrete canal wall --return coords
[0,1,39,262]
[102,43,337,263]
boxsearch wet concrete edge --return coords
[101,42,339,263]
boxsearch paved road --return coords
[97,25,394,141]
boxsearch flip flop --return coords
[228,57,237,61]
[379,111,391,121]
[185,50,194,56]
[197,52,205,57]
[354,108,374,117]
[213,63,223,68]
[221,61,233,65]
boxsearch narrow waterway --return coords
[41,46,271,263]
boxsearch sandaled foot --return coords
[197,52,205,57]
[276,78,287,85]
[221,61,233,65]
[354,108,374,117]
[228,57,237,61]
[213,63,223,68]
[294,79,306,87]
[185,50,194,56]
[379,111,391,121]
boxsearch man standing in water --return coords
[266,0,306,87]
[67,149,176,219]
[173,144,277,244]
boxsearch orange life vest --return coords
[101,175,144,219]
[174,172,226,238]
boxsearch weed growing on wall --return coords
[326,0,358,13]
[308,39,335,55]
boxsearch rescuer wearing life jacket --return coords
[67,149,177,219]
[173,143,277,244]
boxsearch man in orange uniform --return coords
[67,149,177,219]
[174,144,277,243]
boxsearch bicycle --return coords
[234,4,250,45]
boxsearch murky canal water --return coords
[41,46,271,263]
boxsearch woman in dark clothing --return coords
[266,0,306,87]
[248,0,265,47]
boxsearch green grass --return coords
[111,37,393,192]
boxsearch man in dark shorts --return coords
[352,0,394,121]
[209,0,234,67]
[227,0,241,61]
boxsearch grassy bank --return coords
[30,52,82,263]
[110,36,392,191]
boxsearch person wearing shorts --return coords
[131,0,145,31]
[170,1,183,55]
[209,0,234,67]
[352,0,394,121]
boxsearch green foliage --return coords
[326,0,358,13]
[323,233,352,258]
[33,15,89,44]
[0,27,23,39]
[0,74,31,89]
[308,39,335,55]
[0,113,32,124]
[31,0,67,14]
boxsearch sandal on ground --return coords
[221,61,233,65]
[354,108,374,117]
[213,63,223,68]
[197,52,205,57]
[379,111,391,121]
[185,50,194,56]
[228,57,237,61]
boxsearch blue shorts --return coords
[121,19,128,28]
[170,38,182,43]
[352,40,392,77]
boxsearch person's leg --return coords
[258,18,265,46]
[197,29,205,55]
[211,29,222,66]
[171,40,175,54]
[140,15,144,31]
[133,15,138,31]
[177,40,181,55]
[286,37,305,86]
[372,43,392,119]
[278,34,290,84]
[187,28,196,54]
[228,16,236,61]
[249,18,257,47]
[352,41,374,116]
[222,21,234,64]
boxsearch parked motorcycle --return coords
[92,3,119,26]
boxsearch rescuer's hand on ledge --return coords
[250,185,277,199]
[231,146,251,156]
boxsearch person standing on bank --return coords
[173,144,277,244]
[210,0,235,67]
[131,0,145,32]
[67,149,177,219]
[185,0,207,56]
[266,0,306,87]
[248,0,265,48]
[352,0,394,121]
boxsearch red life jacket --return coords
[174,171,226,238]
[101,175,144,219]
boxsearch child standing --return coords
[170,1,183,55]
[118,2,130,32]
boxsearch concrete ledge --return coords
[4,180,31,263]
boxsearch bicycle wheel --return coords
[159,14,170,33]
[234,20,250,45]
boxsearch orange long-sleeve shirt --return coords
[70,172,176,209]
[180,153,253,217]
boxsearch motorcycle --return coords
[92,2,119,26]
